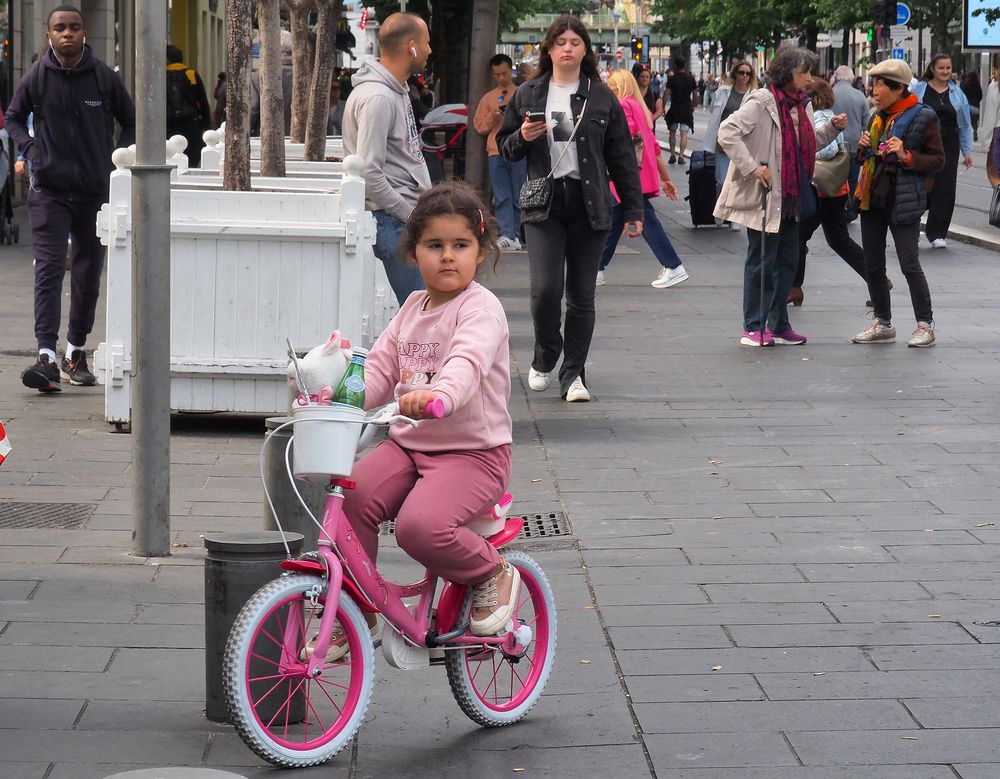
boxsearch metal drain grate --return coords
[383,512,573,547]
[0,502,95,530]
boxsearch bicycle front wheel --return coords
[222,574,374,767]
[445,550,557,726]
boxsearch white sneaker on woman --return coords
[651,265,689,289]
[528,367,551,391]
[565,376,591,402]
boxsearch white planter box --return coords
[94,151,395,425]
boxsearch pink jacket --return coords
[363,281,513,452]
[611,95,660,201]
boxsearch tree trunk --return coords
[433,0,472,105]
[304,0,342,160]
[258,0,286,177]
[285,0,315,143]
[224,0,252,190]
[465,0,499,196]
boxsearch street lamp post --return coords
[613,12,619,68]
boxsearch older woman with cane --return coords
[714,48,846,346]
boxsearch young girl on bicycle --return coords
[343,180,518,637]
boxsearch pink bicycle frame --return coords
[280,478,524,677]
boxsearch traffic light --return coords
[631,35,641,62]
[873,0,898,27]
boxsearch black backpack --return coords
[167,68,199,121]
[27,59,116,160]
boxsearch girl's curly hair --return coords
[400,180,502,271]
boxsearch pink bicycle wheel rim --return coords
[465,565,550,711]
[243,593,365,750]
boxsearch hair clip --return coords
[478,209,485,236]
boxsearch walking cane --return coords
[758,163,771,347]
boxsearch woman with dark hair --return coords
[713,47,846,347]
[497,14,643,402]
[704,58,759,219]
[787,77,867,307]
[913,53,974,249]
[852,59,943,347]
[961,71,982,142]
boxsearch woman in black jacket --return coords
[497,14,643,402]
[852,59,944,348]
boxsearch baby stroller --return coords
[0,129,19,245]
[419,103,467,183]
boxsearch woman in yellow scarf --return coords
[852,59,944,348]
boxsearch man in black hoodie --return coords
[5,5,135,393]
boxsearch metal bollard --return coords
[263,416,327,549]
[203,531,304,723]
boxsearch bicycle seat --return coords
[466,491,513,537]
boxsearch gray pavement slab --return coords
[2,114,1000,776]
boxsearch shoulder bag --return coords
[518,98,589,211]
[813,143,850,197]
[990,185,1000,228]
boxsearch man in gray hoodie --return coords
[343,12,432,305]
[832,65,870,220]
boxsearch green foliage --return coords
[649,0,967,54]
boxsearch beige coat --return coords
[713,88,840,233]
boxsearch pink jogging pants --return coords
[342,440,512,585]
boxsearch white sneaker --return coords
[509,236,522,251]
[595,270,606,286]
[651,265,689,289]
[565,376,590,402]
[496,235,514,250]
[931,238,947,249]
[527,367,551,391]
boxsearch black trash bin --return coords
[204,531,304,723]
[263,416,327,549]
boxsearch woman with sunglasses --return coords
[704,60,758,229]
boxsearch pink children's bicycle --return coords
[221,400,557,768]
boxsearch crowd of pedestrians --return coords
[7,6,1000,402]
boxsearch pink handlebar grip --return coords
[424,398,445,419]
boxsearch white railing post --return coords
[200,129,222,172]
[94,146,135,425]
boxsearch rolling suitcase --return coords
[685,150,718,227]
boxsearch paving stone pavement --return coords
[2,163,1000,779]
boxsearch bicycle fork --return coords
[297,555,344,678]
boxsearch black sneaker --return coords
[61,349,96,386]
[22,355,62,393]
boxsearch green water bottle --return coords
[333,348,367,408]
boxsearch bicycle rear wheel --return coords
[222,574,374,767]
[445,550,557,726]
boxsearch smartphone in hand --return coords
[525,111,546,124]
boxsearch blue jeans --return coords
[487,155,527,239]
[599,196,682,271]
[715,152,731,190]
[373,210,424,306]
[743,219,800,333]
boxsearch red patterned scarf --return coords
[769,84,816,217]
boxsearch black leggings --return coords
[794,194,866,288]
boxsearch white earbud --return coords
[410,47,417,58]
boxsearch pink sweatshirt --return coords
[611,95,661,200]
[363,281,513,452]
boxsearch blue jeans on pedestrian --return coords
[373,210,424,306]
[743,219,800,333]
[599,196,682,271]
[715,151,731,190]
[487,155,527,239]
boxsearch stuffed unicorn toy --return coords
[288,330,353,407]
